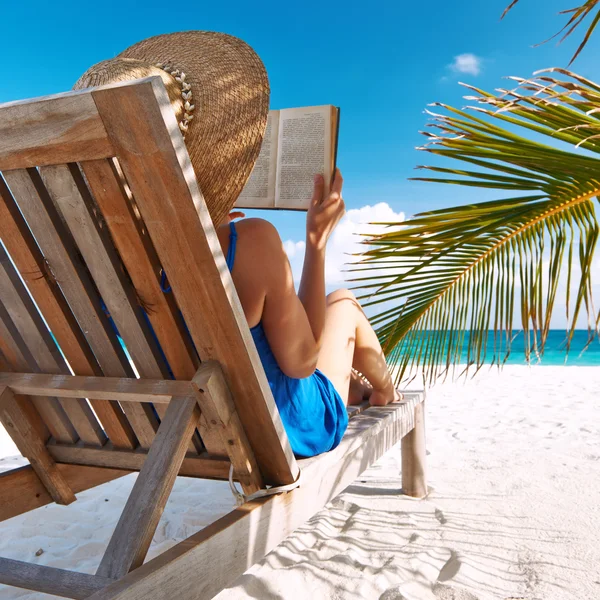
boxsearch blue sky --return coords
[2,0,599,327]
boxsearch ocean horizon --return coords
[397,329,600,367]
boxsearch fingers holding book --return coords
[306,169,345,250]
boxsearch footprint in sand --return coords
[434,508,448,525]
[379,581,480,600]
[437,550,461,582]
[331,498,361,514]
[330,498,362,534]
[378,587,408,600]
[432,582,481,599]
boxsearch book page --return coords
[275,106,333,210]
[236,110,280,208]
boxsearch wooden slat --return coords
[81,158,199,380]
[0,385,75,504]
[46,442,230,480]
[92,77,298,485]
[347,400,371,419]
[192,362,263,494]
[2,370,203,471]
[80,158,214,455]
[40,163,163,447]
[0,314,51,442]
[0,557,112,599]
[0,314,28,373]
[0,245,105,445]
[0,463,131,522]
[88,396,424,600]
[42,165,165,375]
[0,372,193,402]
[3,167,139,449]
[0,89,113,170]
[97,397,201,579]
[0,173,133,446]
[0,174,101,374]
[0,300,76,444]
[0,247,63,367]
[0,347,10,370]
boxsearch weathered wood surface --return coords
[40,162,166,447]
[46,442,230,480]
[0,174,100,375]
[80,158,215,455]
[0,463,131,522]
[0,386,75,505]
[0,90,113,170]
[347,400,371,419]
[401,400,428,498]
[3,167,138,449]
[92,78,297,485]
[0,244,105,446]
[0,372,193,402]
[0,315,51,443]
[88,394,424,600]
[192,362,263,494]
[80,158,199,382]
[0,298,76,445]
[0,175,133,447]
[97,397,200,579]
[0,557,112,599]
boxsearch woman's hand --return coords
[306,169,345,250]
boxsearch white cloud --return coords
[283,202,405,286]
[283,240,305,258]
[449,53,482,76]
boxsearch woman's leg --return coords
[316,289,399,406]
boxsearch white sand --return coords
[1,366,599,600]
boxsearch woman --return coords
[76,31,400,459]
[215,169,400,457]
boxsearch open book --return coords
[236,105,340,211]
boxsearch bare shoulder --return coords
[214,218,288,326]
[230,218,284,261]
[235,218,281,243]
[217,217,278,250]
[216,217,287,278]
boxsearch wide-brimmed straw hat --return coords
[74,31,269,226]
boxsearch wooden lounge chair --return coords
[0,78,427,600]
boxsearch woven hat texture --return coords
[75,31,269,225]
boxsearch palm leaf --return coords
[351,70,600,385]
[502,1,600,64]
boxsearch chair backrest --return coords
[0,78,298,486]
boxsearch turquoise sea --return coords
[499,330,600,366]
[399,330,600,366]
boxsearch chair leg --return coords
[401,400,427,498]
[96,396,200,579]
[0,386,75,505]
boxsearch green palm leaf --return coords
[502,1,600,64]
[351,70,600,384]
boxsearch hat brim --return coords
[118,31,269,226]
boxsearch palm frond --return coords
[502,1,600,64]
[351,70,600,385]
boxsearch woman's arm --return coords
[254,170,345,378]
[298,170,345,350]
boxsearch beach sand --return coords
[1,365,599,600]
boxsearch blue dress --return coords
[226,222,348,458]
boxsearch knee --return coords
[327,288,358,306]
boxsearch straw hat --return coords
[74,31,269,226]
